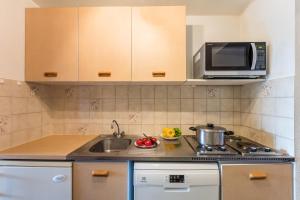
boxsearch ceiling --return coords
[32,0,254,15]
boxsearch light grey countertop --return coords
[68,135,295,162]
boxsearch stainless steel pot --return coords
[189,123,227,146]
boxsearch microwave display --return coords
[212,46,247,67]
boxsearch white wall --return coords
[295,0,300,199]
[240,0,295,79]
[186,16,240,78]
[0,0,37,81]
[187,16,241,53]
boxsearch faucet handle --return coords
[113,131,118,137]
[120,131,125,137]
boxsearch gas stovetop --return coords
[184,135,238,156]
[184,135,285,156]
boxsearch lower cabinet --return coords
[0,161,72,200]
[221,163,293,200]
[73,161,129,200]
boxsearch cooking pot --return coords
[189,123,227,146]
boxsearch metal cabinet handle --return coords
[152,72,166,77]
[92,170,109,177]
[44,72,58,77]
[52,175,67,183]
[249,172,267,180]
[98,72,111,77]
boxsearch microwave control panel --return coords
[255,43,267,70]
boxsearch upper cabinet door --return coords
[132,6,186,82]
[79,7,132,81]
[25,8,78,81]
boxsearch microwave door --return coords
[206,43,252,71]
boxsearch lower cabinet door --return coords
[221,164,293,200]
[0,162,72,200]
[73,161,128,200]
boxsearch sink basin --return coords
[89,138,132,153]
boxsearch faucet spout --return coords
[111,120,124,138]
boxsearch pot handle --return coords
[189,127,197,131]
[207,123,214,128]
[225,131,234,136]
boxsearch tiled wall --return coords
[42,85,241,137]
[0,79,46,150]
[238,77,294,155]
[0,78,294,155]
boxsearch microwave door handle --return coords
[251,43,257,70]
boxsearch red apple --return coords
[144,139,153,147]
[136,139,144,146]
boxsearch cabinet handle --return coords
[92,170,109,177]
[98,72,111,77]
[152,72,166,77]
[249,172,267,180]
[44,72,58,77]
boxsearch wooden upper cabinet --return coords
[25,8,78,81]
[132,6,186,81]
[79,7,132,81]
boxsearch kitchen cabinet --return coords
[221,163,293,200]
[132,6,186,81]
[25,8,78,81]
[73,161,129,200]
[26,6,186,82]
[0,161,72,200]
[79,7,132,81]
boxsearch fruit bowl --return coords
[134,136,160,149]
[160,134,181,140]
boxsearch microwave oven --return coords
[193,42,267,79]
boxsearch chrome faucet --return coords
[111,120,125,138]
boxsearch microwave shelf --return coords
[184,78,266,86]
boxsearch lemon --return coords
[162,128,175,138]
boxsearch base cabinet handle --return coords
[249,172,267,180]
[44,72,58,77]
[152,72,166,77]
[92,170,109,177]
[98,72,111,77]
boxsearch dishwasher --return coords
[134,162,219,200]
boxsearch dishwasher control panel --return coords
[169,175,185,183]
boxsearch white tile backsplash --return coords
[220,86,234,98]
[116,86,129,99]
[0,76,294,156]
[141,86,155,99]
[167,86,181,99]
[181,86,193,99]
[207,99,220,112]
[155,86,167,99]
[239,77,294,155]
[221,99,234,112]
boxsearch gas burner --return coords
[184,136,238,156]
[225,135,242,141]
[227,136,284,156]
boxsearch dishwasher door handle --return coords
[164,187,190,193]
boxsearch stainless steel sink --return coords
[89,138,132,153]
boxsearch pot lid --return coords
[196,123,227,132]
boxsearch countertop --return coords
[68,135,295,163]
[0,135,294,162]
[0,135,97,160]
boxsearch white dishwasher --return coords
[134,162,219,200]
[0,161,72,200]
